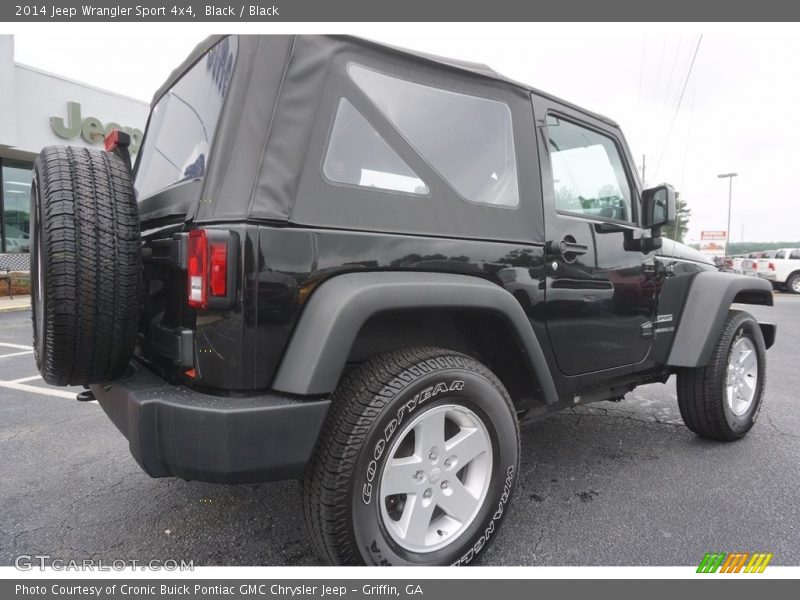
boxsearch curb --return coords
[0,304,31,313]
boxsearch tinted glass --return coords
[135,36,237,200]
[1,161,32,253]
[790,250,800,259]
[323,98,428,195]
[546,116,633,223]
[651,188,668,225]
[348,64,519,207]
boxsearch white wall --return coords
[0,36,149,161]
[0,35,18,149]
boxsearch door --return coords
[532,97,657,376]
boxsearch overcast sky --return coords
[10,28,800,243]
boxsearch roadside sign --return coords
[700,230,728,257]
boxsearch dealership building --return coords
[0,35,148,254]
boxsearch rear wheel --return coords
[302,346,519,565]
[31,145,141,386]
[676,310,766,441]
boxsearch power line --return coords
[661,35,683,110]
[651,34,668,103]
[679,88,695,193]
[636,34,646,119]
[652,34,703,182]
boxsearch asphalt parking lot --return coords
[1,297,798,567]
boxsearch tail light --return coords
[210,243,227,296]
[768,262,776,271]
[186,229,237,309]
[752,261,758,269]
[187,230,208,308]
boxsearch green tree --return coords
[661,189,691,243]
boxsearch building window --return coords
[1,159,33,253]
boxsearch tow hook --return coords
[76,389,95,402]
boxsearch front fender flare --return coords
[271,272,558,404]
[667,271,774,367]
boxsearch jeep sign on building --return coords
[0,35,148,254]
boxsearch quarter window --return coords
[348,64,519,207]
[323,98,429,195]
[546,116,633,223]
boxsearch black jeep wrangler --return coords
[30,35,776,566]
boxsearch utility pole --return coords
[717,172,738,255]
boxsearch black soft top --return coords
[139,35,620,244]
[152,34,617,126]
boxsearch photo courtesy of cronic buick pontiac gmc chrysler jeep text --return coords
[29,35,776,566]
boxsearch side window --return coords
[348,63,519,207]
[790,250,800,259]
[546,115,633,223]
[322,98,429,195]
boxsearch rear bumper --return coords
[91,363,330,484]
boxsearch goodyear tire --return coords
[302,347,519,565]
[676,310,766,441]
[31,146,141,386]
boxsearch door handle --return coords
[549,236,588,261]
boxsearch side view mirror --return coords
[641,184,676,232]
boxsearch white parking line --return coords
[0,379,82,400]
[10,374,42,383]
[0,350,34,359]
[0,342,34,350]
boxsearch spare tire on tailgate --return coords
[31,145,141,386]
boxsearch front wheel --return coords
[677,310,767,441]
[302,347,520,565]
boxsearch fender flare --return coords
[667,271,774,367]
[271,271,559,404]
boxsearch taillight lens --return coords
[769,262,776,271]
[187,229,208,308]
[209,242,227,297]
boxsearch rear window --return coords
[134,37,237,200]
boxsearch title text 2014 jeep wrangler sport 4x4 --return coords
[30,35,776,566]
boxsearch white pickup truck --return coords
[757,248,800,293]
